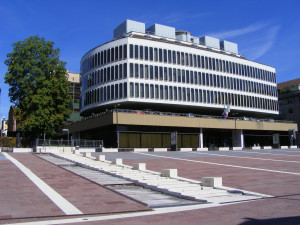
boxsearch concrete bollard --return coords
[133,163,146,171]
[201,177,222,187]
[96,155,106,161]
[112,158,123,165]
[161,169,177,178]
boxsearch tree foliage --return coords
[4,35,71,140]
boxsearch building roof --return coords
[277,78,300,89]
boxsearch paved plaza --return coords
[1,149,300,224]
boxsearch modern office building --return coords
[67,72,81,123]
[66,19,297,148]
[277,78,300,145]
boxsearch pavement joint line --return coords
[190,151,300,164]
[134,152,300,176]
[3,153,83,215]
[11,200,251,225]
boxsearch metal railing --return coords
[77,108,293,124]
[35,139,103,148]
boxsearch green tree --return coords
[4,35,71,140]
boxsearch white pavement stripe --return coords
[3,153,83,215]
[190,152,300,164]
[135,152,300,176]
[12,201,246,225]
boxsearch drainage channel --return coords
[38,154,201,208]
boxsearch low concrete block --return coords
[251,146,261,150]
[263,146,272,149]
[82,152,91,158]
[96,155,106,161]
[112,158,123,165]
[133,163,146,171]
[196,148,208,151]
[280,146,288,149]
[153,148,168,152]
[179,148,192,152]
[12,148,33,153]
[218,147,229,151]
[102,148,119,152]
[161,169,177,178]
[232,147,243,150]
[201,177,222,187]
[133,148,149,152]
[290,146,298,149]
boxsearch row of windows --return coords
[129,44,276,83]
[129,82,278,111]
[82,82,128,107]
[129,63,277,97]
[81,81,278,112]
[81,44,128,74]
[82,63,128,90]
[81,61,277,98]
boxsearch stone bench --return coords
[251,146,261,150]
[102,148,118,152]
[280,146,288,149]
[263,146,272,149]
[133,148,149,152]
[196,148,208,151]
[290,146,298,149]
[218,147,229,151]
[153,148,168,152]
[232,147,243,150]
[179,148,192,152]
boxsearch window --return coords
[123,44,127,59]
[130,63,134,77]
[145,84,149,98]
[135,64,139,78]
[145,46,148,60]
[130,82,134,97]
[164,49,167,63]
[150,47,153,61]
[150,84,154,98]
[160,85,163,99]
[155,66,159,80]
[174,87,177,100]
[124,83,127,97]
[134,45,138,59]
[154,48,158,61]
[140,83,144,98]
[145,65,149,79]
[129,44,134,58]
[159,49,163,62]
[140,46,144,59]
[140,64,144,78]
[135,83,139,97]
[155,85,159,99]
[123,63,127,78]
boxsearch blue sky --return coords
[1,0,300,119]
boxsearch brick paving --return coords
[1,151,300,224]
[0,153,148,222]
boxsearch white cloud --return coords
[207,22,270,39]
[243,25,280,60]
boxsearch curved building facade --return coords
[80,20,278,118]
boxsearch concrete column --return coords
[199,128,203,148]
[232,130,244,148]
